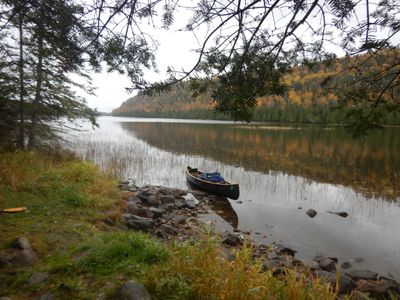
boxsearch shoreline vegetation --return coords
[1,151,399,299]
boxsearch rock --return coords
[346,270,378,281]
[306,209,317,218]
[356,278,400,299]
[274,243,296,257]
[314,270,355,294]
[38,292,54,300]
[355,257,364,263]
[171,216,186,227]
[237,201,243,204]
[262,258,284,270]
[292,258,305,267]
[328,211,348,218]
[341,261,352,269]
[159,195,176,204]
[126,202,140,214]
[28,272,49,285]
[11,237,31,250]
[222,232,243,246]
[103,217,115,226]
[159,203,175,213]
[174,198,186,209]
[116,280,151,300]
[136,191,159,206]
[184,196,199,209]
[136,208,154,219]
[10,249,38,267]
[319,257,337,272]
[148,207,163,218]
[159,224,179,235]
[0,251,10,267]
[123,214,155,231]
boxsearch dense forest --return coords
[113,50,400,125]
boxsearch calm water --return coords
[66,116,400,279]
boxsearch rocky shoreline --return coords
[114,180,400,299]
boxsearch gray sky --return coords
[86,28,198,112]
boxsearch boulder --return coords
[159,203,175,213]
[314,270,355,294]
[28,272,49,285]
[319,257,337,272]
[136,191,159,206]
[341,261,352,269]
[116,280,151,300]
[126,202,140,214]
[11,237,31,250]
[306,209,317,218]
[159,224,179,235]
[274,243,297,257]
[222,232,243,246]
[159,195,176,204]
[10,249,38,267]
[148,207,163,219]
[346,270,378,281]
[174,198,186,209]
[123,214,155,231]
[171,216,186,227]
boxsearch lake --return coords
[66,116,400,279]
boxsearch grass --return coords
[0,150,348,299]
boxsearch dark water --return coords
[67,117,400,279]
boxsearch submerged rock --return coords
[328,211,349,218]
[274,243,297,257]
[341,261,352,269]
[306,209,317,218]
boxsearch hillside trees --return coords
[87,0,400,134]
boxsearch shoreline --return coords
[117,180,400,298]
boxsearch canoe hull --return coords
[186,167,240,200]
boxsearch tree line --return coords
[113,50,400,126]
[1,0,399,149]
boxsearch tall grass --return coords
[146,236,338,300]
[0,151,119,209]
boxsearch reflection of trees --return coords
[120,122,400,200]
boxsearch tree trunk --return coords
[28,27,44,149]
[17,10,25,149]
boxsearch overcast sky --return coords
[86,28,199,113]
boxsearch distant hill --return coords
[112,51,400,124]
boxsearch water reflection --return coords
[120,122,400,200]
[65,117,400,280]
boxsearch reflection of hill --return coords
[120,122,400,200]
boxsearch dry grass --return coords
[146,237,338,300]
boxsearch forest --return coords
[113,49,400,125]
